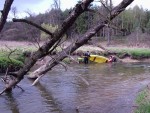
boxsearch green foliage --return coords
[0,49,25,72]
[0,57,23,68]
[135,89,150,113]
[75,13,89,34]
[108,48,150,59]
[130,49,150,59]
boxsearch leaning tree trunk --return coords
[29,0,135,80]
[0,0,14,32]
[1,0,95,93]
[0,0,134,94]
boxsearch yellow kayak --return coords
[89,55,108,63]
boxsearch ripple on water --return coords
[0,62,150,113]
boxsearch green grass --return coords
[0,49,25,72]
[135,89,150,113]
[108,47,150,59]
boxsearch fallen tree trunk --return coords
[29,0,134,81]
[0,0,134,94]
[1,0,94,93]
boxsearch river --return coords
[0,62,150,113]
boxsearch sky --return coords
[0,0,150,19]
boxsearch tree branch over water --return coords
[13,18,53,36]
[29,0,134,83]
[0,0,134,94]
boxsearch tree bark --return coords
[1,0,134,93]
[3,0,94,92]
[13,18,53,36]
[0,0,14,32]
[29,0,134,79]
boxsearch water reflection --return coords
[31,80,60,113]
[0,62,150,113]
[0,92,20,113]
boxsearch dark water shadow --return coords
[2,92,20,113]
[29,79,61,113]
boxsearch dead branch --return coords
[4,68,9,77]
[0,0,134,94]
[67,55,79,64]
[5,45,17,63]
[32,74,44,86]
[15,85,24,91]
[0,88,7,95]
[86,8,107,21]
[58,61,68,71]
[12,18,53,36]
[27,0,134,79]
[0,0,14,32]
[49,55,68,71]
[87,8,123,33]
[0,69,24,95]
[100,0,111,13]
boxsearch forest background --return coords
[1,2,150,48]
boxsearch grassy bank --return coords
[135,88,150,113]
[106,47,150,59]
[0,49,25,73]
[75,47,150,60]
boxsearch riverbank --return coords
[0,41,150,113]
[0,41,150,72]
[0,49,25,73]
[135,87,150,113]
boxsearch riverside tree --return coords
[0,0,134,94]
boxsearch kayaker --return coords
[108,55,117,63]
[84,51,90,64]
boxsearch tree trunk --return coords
[0,0,134,93]
[0,0,14,32]
[29,0,135,79]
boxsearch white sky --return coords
[0,0,150,19]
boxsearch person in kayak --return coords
[84,51,90,64]
[108,55,117,63]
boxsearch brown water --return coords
[0,62,150,113]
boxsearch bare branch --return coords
[32,74,44,86]
[15,85,24,91]
[0,88,7,95]
[5,45,17,63]
[12,18,53,36]
[27,0,134,78]
[4,68,9,78]
[100,0,111,13]
[1,0,134,93]
[86,8,108,21]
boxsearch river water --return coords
[0,62,150,113]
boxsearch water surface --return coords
[0,62,150,113]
